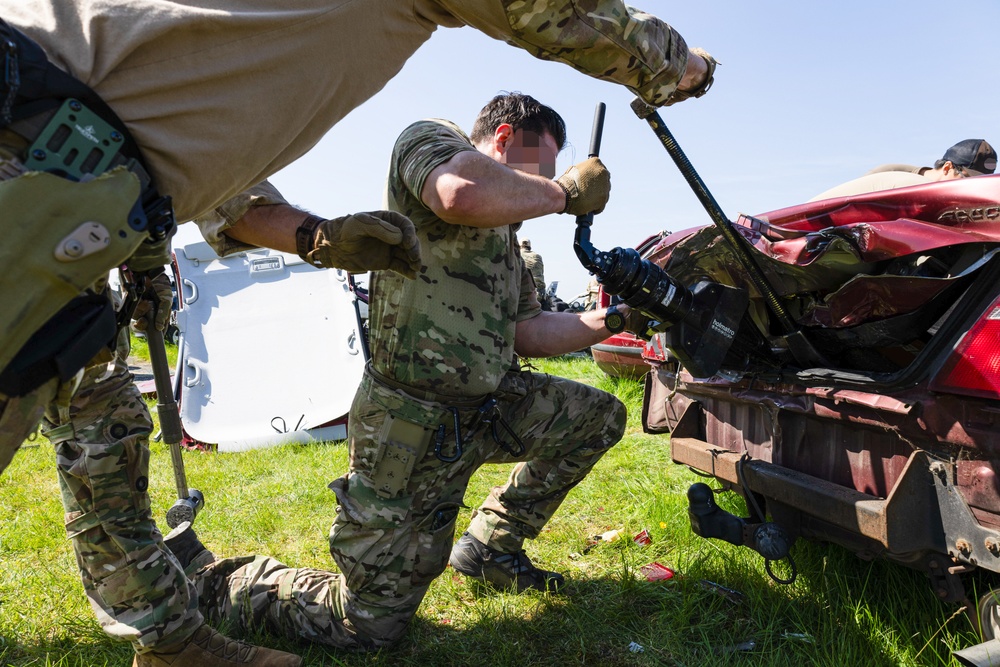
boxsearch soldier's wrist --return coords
[295,214,325,264]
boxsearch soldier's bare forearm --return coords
[225,203,312,254]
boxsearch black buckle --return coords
[143,194,175,241]
[1,30,19,127]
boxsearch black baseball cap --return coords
[942,139,997,175]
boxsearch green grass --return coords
[127,333,179,369]
[1,357,984,666]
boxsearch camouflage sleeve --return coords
[430,0,691,106]
[516,247,543,322]
[394,119,478,206]
[193,180,289,256]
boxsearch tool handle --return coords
[144,297,189,500]
[575,102,607,240]
[588,102,606,158]
[628,97,796,331]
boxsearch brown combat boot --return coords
[132,623,302,666]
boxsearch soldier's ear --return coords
[494,124,514,155]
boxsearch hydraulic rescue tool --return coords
[572,103,749,378]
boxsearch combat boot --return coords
[133,623,302,666]
[449,531,564,593]
[163,521,216,573]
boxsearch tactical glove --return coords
[306,211,421,278]
[556,157,611,216]
[132,268,174,333]
[664,48,719,106]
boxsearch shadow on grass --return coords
[3,557,978,667]
[292,568,907,667]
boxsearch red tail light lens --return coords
[598,285,611,309]
[930,298,1000,399]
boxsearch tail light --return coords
[930,296,1000,399]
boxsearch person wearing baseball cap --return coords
[938,139,997,176]
[810,138,996,201]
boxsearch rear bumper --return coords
[645,368,1000,583]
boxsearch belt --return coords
[365,363,489,409]
[364,364,527,460]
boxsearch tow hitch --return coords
[687,481,798,584]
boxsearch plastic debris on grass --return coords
[632,528,652,546]
[582,528,622,554]
[628,642,645,653]
[714,640,756,655]
[698,579,746,605]
[639,562,675,582]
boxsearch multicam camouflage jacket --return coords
[369,119,541,398]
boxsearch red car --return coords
[640,175,1000,653]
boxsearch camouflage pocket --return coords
[330,474,460,596]
[93,543,175,612]
[410,502,462,587]
[329,474,412,594]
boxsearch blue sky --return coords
[272,1,999,300]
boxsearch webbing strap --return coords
[44,422,75,445]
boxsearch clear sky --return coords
[271,0,1000,300]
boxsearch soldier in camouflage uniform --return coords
[332,91,634,643]
[519,239,548,309]
[0,0,716,660]
[38,283,302,667]
[173,92,668,652]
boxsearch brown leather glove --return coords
[306,211,421,278]
[664,47,719,106]
[556,157,611,216]
[132,269,173,333]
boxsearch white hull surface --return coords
[172,223,365,451]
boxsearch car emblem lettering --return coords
[937,207,1000,223]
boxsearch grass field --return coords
[0,355,987,666]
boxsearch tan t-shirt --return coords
[808,171,932,202]
[2,1,690,222]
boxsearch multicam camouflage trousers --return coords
[189,367,626,650]
[333,367,626,644]
[36,327,203,652]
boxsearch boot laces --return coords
[192,626,258,662]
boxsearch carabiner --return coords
[434,406,463,463]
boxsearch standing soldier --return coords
[519,239,548,309]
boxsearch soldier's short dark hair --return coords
[470,92,567,150]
